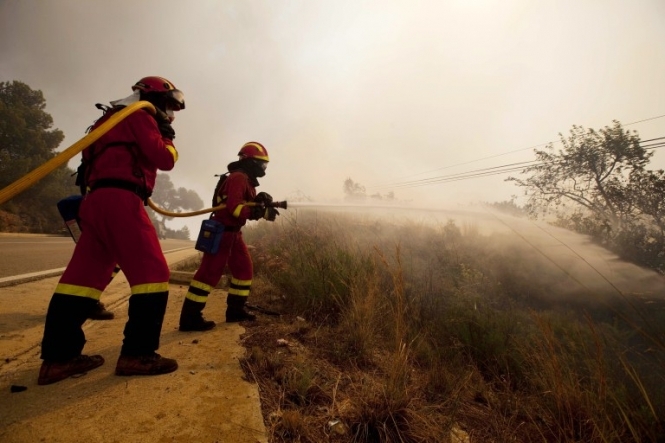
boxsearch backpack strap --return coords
[76,104,145,198]
[212,173,229,207]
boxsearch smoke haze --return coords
[2,0,665,237]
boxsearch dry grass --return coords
[235,210,665,442]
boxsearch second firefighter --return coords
[179,141,279,331]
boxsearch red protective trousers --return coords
[68,189,168,288]
[184,230,253,304]
[40,189,170,361]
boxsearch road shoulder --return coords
[0,249,267,443]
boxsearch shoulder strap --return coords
[76,104,140,194]
[212,173,229,207]
[85,103,120,133]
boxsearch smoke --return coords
[284,202,665,300]
[2,0,665,239]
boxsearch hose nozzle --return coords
[268,201,287,210]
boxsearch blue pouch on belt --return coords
[195,219,225,254]
[57,195,84,242]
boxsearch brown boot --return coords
[115,353,178,376]
[88,302,114,320]
[38,354,105,385]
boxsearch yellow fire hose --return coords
[147,199,288,218]
[147,199,228,217]
[0,101,156,206]
[0,100,287,218]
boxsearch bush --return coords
[243,208,665,442]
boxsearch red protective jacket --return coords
[83,108,178,193]
[212,167,257,228]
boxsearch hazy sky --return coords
[2,0,665,233]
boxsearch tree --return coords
[0,81,65,183]
[148,173,204,239]
[624,169,665,235]
[507,121,651,231]
[485,197,527,217]
[165,224,191,240]
[0,81,77,233]
[508,120,665,272]
[343,178,366,201]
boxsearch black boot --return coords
[88,301,114,320]
[179,298,216,331]
[121,291,170,357]
[225,294,256,323]
[118,292,178,377]
[41,294,98,361]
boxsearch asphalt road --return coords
[0,234,194,278]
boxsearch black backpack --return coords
[212,173,229,206]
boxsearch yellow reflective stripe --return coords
[184,279,212,303]
[243,142,270,161]
[190,280,213,293]
[131,282,169,295]
[228,287,250,296]
[230,277,252,286]
[166,144,178,162]
[55,283,102,300]
[232,204,245,218]
[185,292,208,303]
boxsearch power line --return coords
[369,137,665,190]
[370,142,550,187]
[625,114,665,126]
[385,165,534,190]
[371,160,538,190]
[370,114,665,189]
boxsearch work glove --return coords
[254,192,273,204]
[249,205,280,222]
[264,206,279,222]
[248,204,264,221]
[154,108,176,140]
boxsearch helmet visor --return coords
[166,89,185,110]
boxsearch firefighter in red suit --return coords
[38,76,185,385]
[178,142,279,331]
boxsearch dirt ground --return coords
[0,249,268,443]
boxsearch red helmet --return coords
[238,142,269,162]
[132,76,185,110]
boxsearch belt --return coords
[90,179,151,203]
[222,225,241,232]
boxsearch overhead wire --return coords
[369,134,665,191]
[383,162,539,190]
[372,141,665,190]
[369,114,665,191]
